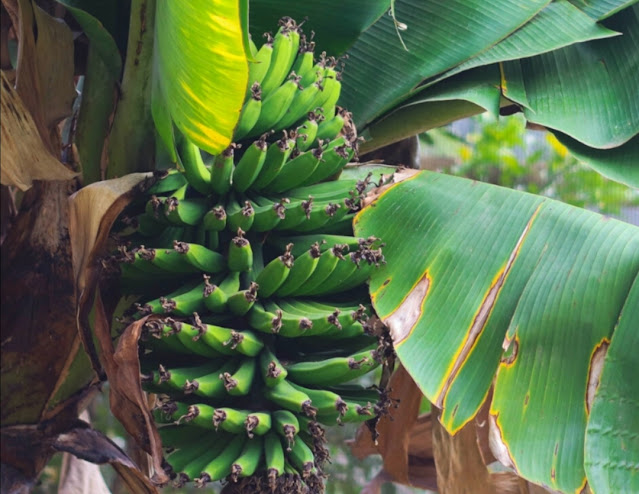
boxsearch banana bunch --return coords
[112,17,394,494]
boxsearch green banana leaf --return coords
[354,170,639,492]
[339,0,551,128]
[55,0,130,58]
[568,0,638,20]
[56,0,123,184]
[501,5,639,150]
[248,0,390,55]
[584,277,639,493]
[153,0,249,156]
[419,0,618,92]
[360,65,501,154]
[56,0,123,79]
[553,131,639,188]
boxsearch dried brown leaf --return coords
[93,297,169,487]
[432,404,495,493]
[53,420,158,494]
[69,173,151,295]
[349,365,426,486]
[351,380,537,494]
[376,365,423,484]
[0,71,77,190]
[68,173,152,375]
[352,412,438,493]
[31,3,76,127]
[14,0,75,150]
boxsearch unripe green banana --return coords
[205,229,219,251]
[219,270,241,293]
[167,318,227,359]
[249,74,301,136]
[285,343,380,386]
[210,144,236,196]
[274,298,358,336]
[259,345,288,387]
[246,33,273,91]
[315,400,374,425]
[262,145,323,193]
[302,141,355,186]
[152,399,192,424]
[251,132,295,190]
[196,434,247,486]
[227,281,259,316]
[220,357,256,396]
[251,198,289,231]
[286,435,315,478]
[328,383,382,403]
[264,431,285,486]
[163,196,210,228]
[275,241,322,296]
[202,204,227,231]
[294,112,321,152]
[232,134,268,192]
[149,360,227,396]
[210,407,251,434]
[227,228,253,272]
[274,234,363,257]
[226,195,255,232]
[141,280,208,317]
[164,431,216,480]
[314,63,342,119]
[178,314,264,357]
[306,252,359,295]
[323,321,368,340]
[158,423,206,449]
[254,243,294,297]
[260,23,295,97]
[289,382,348,420]
[202,274,228,313]
[147,169,188,195]
[291,200,349,233]
[185,404,269,437]
[131,212,165,237]
[292,35,317,87]
[282,18,301,79]
[230,434,263,482]
[293,243,348,296]
[234,83,262,141]
[273,196,314,231]
[186,361,238,399]
[245,411,272,437]
[272,409,300,450]
[172,240,226,273]
[131,246,198,274]
[277,80,322,130]
[263,379,317,417]
[152,183,208,226]
[315,106,347,143]
[176,136,211,195]
[170,432,233,487]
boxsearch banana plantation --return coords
[1,1,637,493]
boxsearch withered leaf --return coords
[69,172,152,375]
[53,419,158,493]
[0,71,77,190]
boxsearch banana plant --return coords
[1,0,637,493]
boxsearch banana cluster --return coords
[113,17,393,494]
